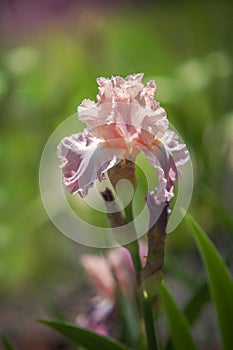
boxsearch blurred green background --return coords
[0,0,232,349]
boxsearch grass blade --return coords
[185,213,233,350]
[161,283,197,350]
[1,335,15,350]
[39,319,133,350]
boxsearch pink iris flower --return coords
[57,73,189,203]
[75,243,147,336]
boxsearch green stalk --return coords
[127,240,142,277]
[124,200,142,276]
[138,201,169,350]
[102,186,160,350]
[141,289,159,350]
[124,200,159,350]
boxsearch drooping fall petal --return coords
[57,130,125,197]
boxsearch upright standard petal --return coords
[78,100,115,129]
[96,74,145,104]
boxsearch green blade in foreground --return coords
[160,283,197,350]
[39,319,133,350]
[1,336,15,350]
[185,213,233,350]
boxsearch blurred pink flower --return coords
[75,241,147,335]
[80,242,147,299]
[75,297,115,336]
[57,74,189,202]
[80,254,115,299]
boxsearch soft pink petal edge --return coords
[57,130,126,196]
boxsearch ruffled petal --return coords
[138,125,189,203]
[138,142,178,203]
[124,73,144,102]
[77,75,170,150]
[140,106,168,138]
[138,80,156,106]
[146,191,170,235]
[96,74,145,105]
[115,103,166,134]
[160,130,189,166]
[96,77,114,104]
[57,130,126,197]
[125,73,144,82]
[156,167,174,202]
[77,99,97,124]
[59,74,189,202]
[78,101,115,129]
[78,101,169,150]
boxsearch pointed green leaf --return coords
[161,283,197,350]
[164,283,209,350]
[185,213,233,350]
[117,289,143,349]
[1,335,15,350]
[164,247,233,350]
[39,319,133,350]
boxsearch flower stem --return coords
[141,288,159,350]
[124,200,142,276]
[124,200,159,350]
[127,240,142,277]
[124,200,134,223]
[102,188,160,349]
